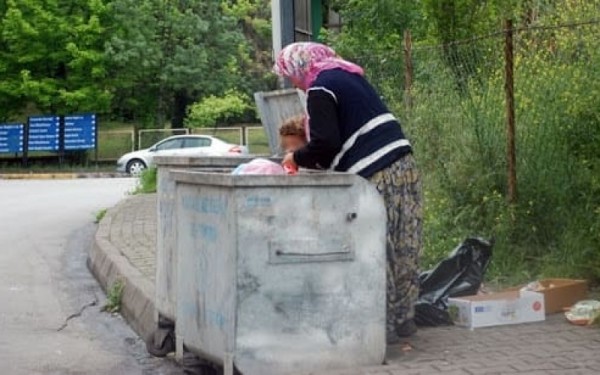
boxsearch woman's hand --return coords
[282,152,298,170]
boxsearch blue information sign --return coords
[0,124,25,153]
[64,113,96,150]
[28,116,60,151]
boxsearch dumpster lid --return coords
[171,170,356,187]
[254,89,306,156]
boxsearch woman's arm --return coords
[293,90,341,169]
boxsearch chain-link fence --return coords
[190,127,243,146]
[358,15,600,278]
[190,125,269,154]
[90,125,270,162]
[95,130,135,161]
[138,128,190,150]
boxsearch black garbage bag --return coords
[414,237,493,327]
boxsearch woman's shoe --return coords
[396,319,418,337]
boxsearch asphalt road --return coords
[0,178,183,375]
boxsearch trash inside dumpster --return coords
[173,170,387,375]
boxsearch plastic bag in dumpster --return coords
[231,158,285,175]
[415,237,494,327]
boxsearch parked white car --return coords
[117,135,248,175]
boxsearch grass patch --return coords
[133,166,157,194]
[380,20,600,287]
[97,131,134,161]
[246,127,271,155]
[102,279,125,314]
[94,208,108,224]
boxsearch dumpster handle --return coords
[275,250,351,257]
[269,240,355,264]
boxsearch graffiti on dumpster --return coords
[191,223,218,243]
[205,309,226,330]
[245,195,273,209]
[181,195,227,215]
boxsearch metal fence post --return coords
[243,126,249,147]
[504,19,517,204]
[403,29,414,111]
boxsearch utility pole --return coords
[271,0,296,88]
[504,19,517,204]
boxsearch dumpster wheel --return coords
[145,327,175,357]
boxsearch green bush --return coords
[404,19,600,284]
[186,90,253,128]
[134,167,157,194]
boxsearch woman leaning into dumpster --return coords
[274,42,423,343]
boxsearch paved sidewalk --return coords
[96,194,600,375]
[107,194,157,282]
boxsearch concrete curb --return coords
[88,199,156,341]
[0,172,129,180]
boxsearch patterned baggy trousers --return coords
[369,153,423,336]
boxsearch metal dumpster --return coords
[172,170,386,375]
[155,156,273,324]
[150,156,279,356]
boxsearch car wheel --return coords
[126,159,146,176]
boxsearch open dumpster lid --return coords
[254,89,306,156]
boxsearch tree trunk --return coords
[172,90,189,129]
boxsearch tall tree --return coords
[223,0,275,95]
[0,0,112,120]
[323,0,424,106]
[106,0,245,128]
[325,0,423,57]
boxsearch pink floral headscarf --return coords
[273,42,364,91]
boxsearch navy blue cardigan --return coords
[293,69,412,178]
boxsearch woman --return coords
[274,42,423,342]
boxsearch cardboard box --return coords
[507,278,588,314]
[448,290,545,329]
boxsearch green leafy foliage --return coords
[416,2,600,283]
[134,166,157,194]
[102,279,124,314]
[223,0,274,91]
[334,0,600,284]
[0,0,273,126]
[0,0,112,120]
[95,208,108,224]
[186,90,253,128]
[105,0,246,127]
